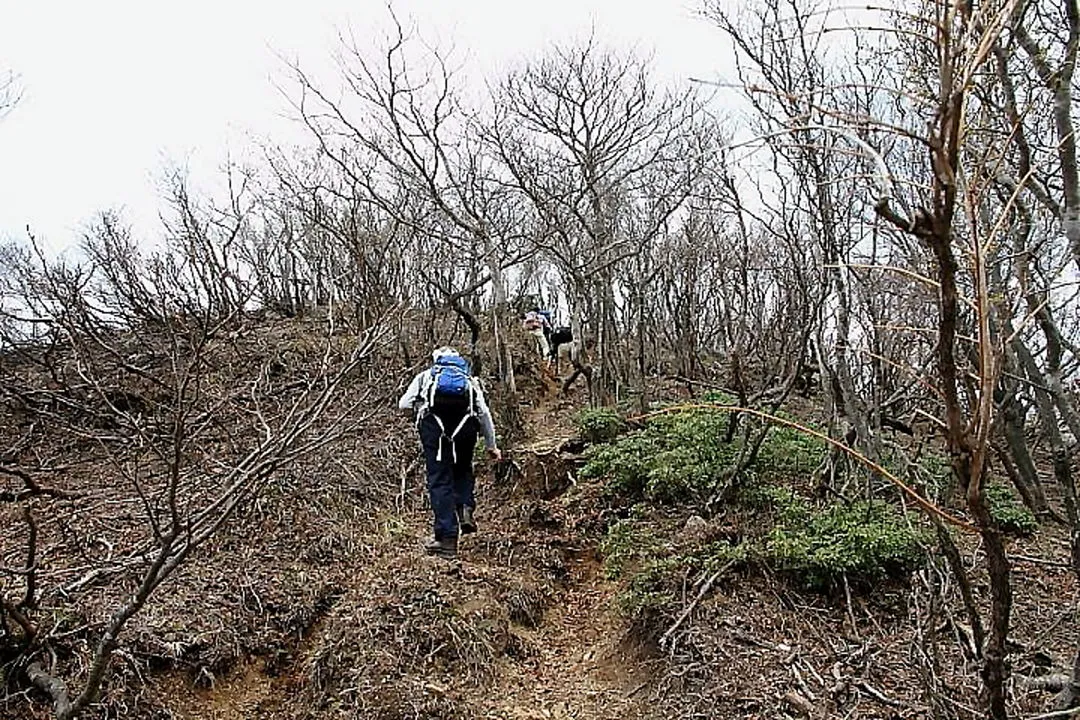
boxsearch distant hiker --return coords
[548,325,574,370]
[397,346,502,560]
[522,308,552,361]
[536,307,554,332]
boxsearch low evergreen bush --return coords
[985,482,1038,536]
[575,407,627,444]
[765,488,930,590]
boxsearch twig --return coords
[1025,707,1080,720]
[61,554,154,594]
[856,680,902,707]
[783,690,817,716]
[20,504,38,607]
[0,464,79,502]
[792,664,818,701]
[1031,605,1078,647]
[397,456,421,509]
[660,561,734,647]
[1,594,37,640]
[1008,553,1073,569]
[843,574,859,640]
[514,436,580,457]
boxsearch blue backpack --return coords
[425,354,476,462]
[427,354,474,414]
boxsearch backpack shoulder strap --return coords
[467,377,480,416]
[425,366,438,407]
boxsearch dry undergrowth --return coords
[3,320,1078,720]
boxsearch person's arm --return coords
[471,381,502,459]
[397,372,425,412]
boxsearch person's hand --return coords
[486,447,503,462]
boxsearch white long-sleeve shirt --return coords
[397,369,498,449]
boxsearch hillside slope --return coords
[2,323,1076,719]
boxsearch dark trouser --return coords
[419,412,478,540]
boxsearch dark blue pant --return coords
[419,413,478,540]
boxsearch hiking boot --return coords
[424,537,458,560]
[459,506,478,535]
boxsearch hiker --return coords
[536,307,554,334]
[397,347,502,560]
[548,325,574,371]
[522,307,552,360]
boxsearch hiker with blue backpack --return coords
[397,346,502,559]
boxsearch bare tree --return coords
[982,0,1080,706]
[0,69,20,119]
[0,187,389,718]
[704,0,910,499]
[288,10,533,416]
[702,0,1067,714]
[490,37,710,402]
[254,146,413,321]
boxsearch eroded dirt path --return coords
[468,551,650,720]
[461,391,650,720]
[163,380,650,720]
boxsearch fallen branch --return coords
[23,504,38,607]
[61,553,155,594]
[0,464,79,502]
[857,680,902,707]
[1025,707,1080,720]
[1,594,37,641]
[26,662,72,718]
[513,436,581,457]
[397,456,421,508]
[1023,674,1072,693]
[783,690,817,716]
[1008,553,1073,569]
[660,560,735,647]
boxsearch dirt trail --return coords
[164,381,648,720]
[468,551,649,720]
[460,389,650,720]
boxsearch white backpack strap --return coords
[446,414,473,465]
[426,368,437,409]
[431,413,448,462]
[446,381,478,465]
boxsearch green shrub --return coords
[576,407,627,444]
[614,540,749,620]
[690,540,751,572]
[580,411,734,504]
[599,519,665,580]
[646,406,732,448]
[580,435,657,497]
[917,452,951,483]
[643,446,717,504]
[756,425,826,477]
[985,483,1037,536]
[580,404,827,505]
[616,556,681,620]
[587,410,747,503]
[766,496,930,590]
[702,390,737,405]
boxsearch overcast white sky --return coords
[0,0,729,252]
